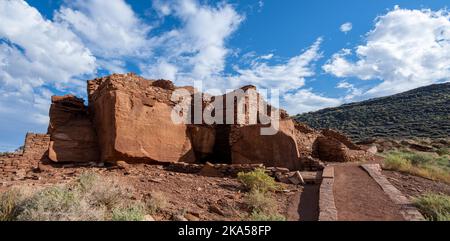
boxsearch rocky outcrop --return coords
[87,73,195,164]
[47,95,99,162]
[3,73,370,169]
[230,120,302,170]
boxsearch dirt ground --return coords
[333,165,405,221]
[0,163,301,221]
[383,170,450,198]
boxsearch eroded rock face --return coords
[88,73,195,164]
[230,120,302,170]
[47,95,99,162]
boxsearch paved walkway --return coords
[333,165,405,221]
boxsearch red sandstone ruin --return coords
[0,73,369,176]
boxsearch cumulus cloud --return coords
[0,0,96,90]
[0,0,97,149]
[336,80,363,101]
[227,38,323,93]
[340,22,353,33]
[324,7,450,98]
[55,0,152,72]
[283,89,342,114]
[141,0,244,84]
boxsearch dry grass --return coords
[0,172,167,221]
[413,193,450,221]
[145,191,168,215]
[383,150,450,184]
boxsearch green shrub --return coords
[414,194,450,221]
[408,153,434,165]
[244,189,276,213]
[84,176,132,210]
[383,153,412,172]
[16,185,80,221]
[237,168,279,193]
[111,204,145,221]
[243,189,285,221]
[76,171,98,193]
[437,148,450,156]
[249,211,286,221]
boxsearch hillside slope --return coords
[294,83,450,141]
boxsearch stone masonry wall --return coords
[0,133,50,181]
[23,133,50,161]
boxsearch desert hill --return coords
[294,83,450,141]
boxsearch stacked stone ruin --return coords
[0,133,50,180]
[1,73,370,177]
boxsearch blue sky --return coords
[0,0,449,151]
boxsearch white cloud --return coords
[54,0,152,72]
[228,38,323,93]
[152,0,173,16]
[340,22,353,33]
[0,0,96,125]
[0,0,97,150]
[336,80,363,101]
[142,0,244,84]
[324,7,450,98]
[283,89,342,114]
[221,38,340,115]
[55,0,151,57]
[259,53,274,60]
[0,0,96,90]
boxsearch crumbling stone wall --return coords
[23,133,50,160]
[0,133,50,180]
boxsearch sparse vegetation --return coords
[145,191,168,215]
[413,193,450,221]
[0,188,23,221]
[249,210,286,221]
[383,150,450,183]
[237,168,280,193]
[0,172,156,221]
[244,189,275,213]
[238,169,285,221]
[437,147,450,156]
[111,204,146,221]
